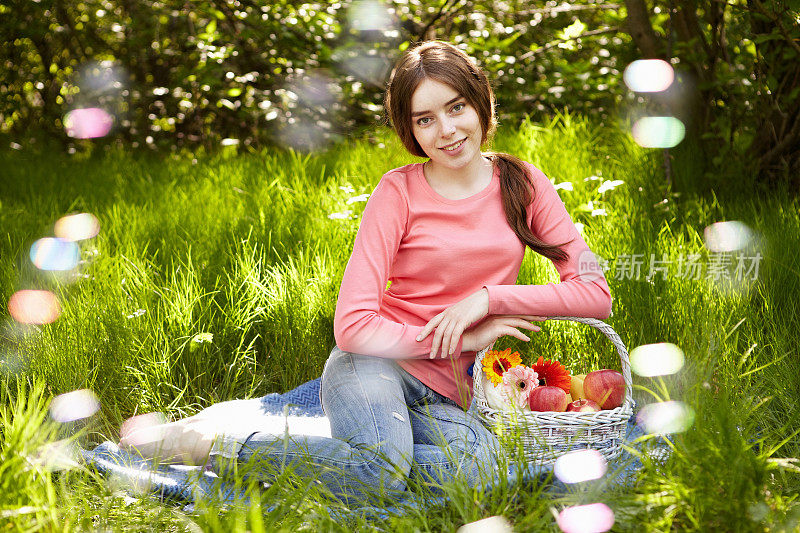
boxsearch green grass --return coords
[1,112,799,531]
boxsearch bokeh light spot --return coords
[120,412,168,446]
[50,389,100,423]
[8,290,61,325]
[554,449,608,484]
[631,116,685,148]
[30,238,80,271]
[637,401,695,435]
[623,59,674,92]
[557,503,615,533]
[64,107,114,139]
[54,213,100,241]
[703,221,755,252]
[630,343,685,377]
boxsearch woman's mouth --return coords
[440,138,466,152]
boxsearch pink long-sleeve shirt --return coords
[333,160,612,408]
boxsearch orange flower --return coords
[482,348,523,386]
[532,356,571,393]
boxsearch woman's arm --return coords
[481,164,613,319]
[333,174,461,359]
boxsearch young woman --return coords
[121,40,612,501]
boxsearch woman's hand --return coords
[461,315,547,353]
[416,289,490,359]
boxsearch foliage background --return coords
[2,0,799,187]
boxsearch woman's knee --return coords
[320,348,404,409]
[413,408,502,483]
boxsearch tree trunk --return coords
[622,0,663,58]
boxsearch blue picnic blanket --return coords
[80,377,666,519]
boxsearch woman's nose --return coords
[440,118,456,136]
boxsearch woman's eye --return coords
[416,103,464,126]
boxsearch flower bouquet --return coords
[480,349,572,413]
[471,316,635,466]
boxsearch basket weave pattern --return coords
[472,316,635,466]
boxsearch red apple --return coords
[566,398,601,412]
[528,386,570,412]
[583,369,625,409]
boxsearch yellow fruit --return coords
[570,374,587,401]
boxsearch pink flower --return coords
[501,365,539,409]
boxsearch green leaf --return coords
[753,33,781,44]
[498,32,521,48]
[561,19,586,40]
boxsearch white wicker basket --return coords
[472,316,635,467]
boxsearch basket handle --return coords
[472,316,634,409]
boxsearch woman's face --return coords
[410,78,483,171]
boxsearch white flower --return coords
[481,372,517,411]
[591,208,607,217]
[338,185,355,194]
[574,222,585,234]
[192,332,214,344]
[346,193,370,205]
[328,211,354,220]
[584,175,602,182]
[126,309,146,319]
[597,179,624,194]
[554,182,574,191]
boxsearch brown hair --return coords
[383,40,572,264]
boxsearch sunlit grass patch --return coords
[1,114,799,530]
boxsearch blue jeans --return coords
[209,346,504,501]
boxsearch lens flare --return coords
[348,0,393,31]
[29,439,81,471]
[637,401,695,435]
[50,389,100,423]
[64,107,114,139]
[702,220,762,297]
[704,221,755,252]
[75,60,126,94]
[554,449,608,484]
[279,118,331,152]
[631,116,685,148]
[291,71,336,108]
[630,343,685,377]
[557,503,615,533]
[30,238,80,271]
[8,290,61,325]
[276,71,339,152]
[332,45,392,86]
[623,60,674,92]
[54,213,100,241]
